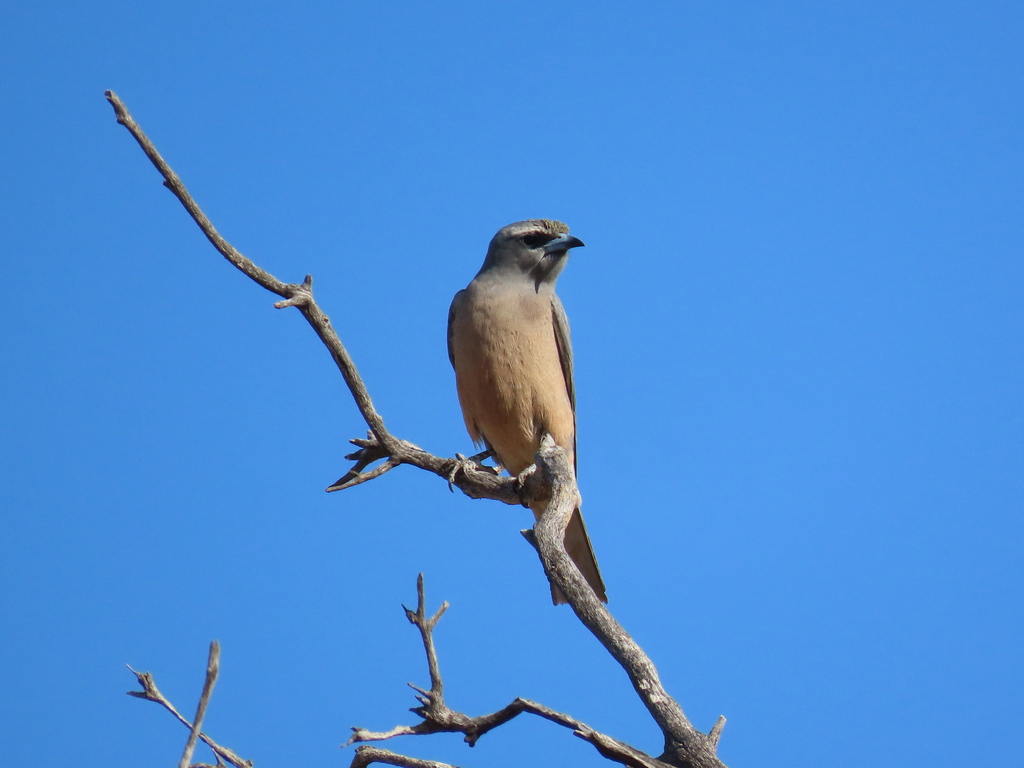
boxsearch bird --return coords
[447,219,607,604]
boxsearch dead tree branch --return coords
[179,640,221,768]
[107,90,728,768]
[127,642,251,768]
[104,89,526,508]
[347,574,674,768]
[531,437,726,767]
[351,747,461,768]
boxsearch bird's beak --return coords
[543,233,585,254]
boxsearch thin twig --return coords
[179,641,221,768]
[103,93,288,295]
[127,662,251,768]
[404,574,448,700]
[708,717,726,749]
[104,91,391,449]
[346,576,675,767]
[328,457,402,491]
[104,91,542,509]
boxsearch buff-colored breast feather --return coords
[450,284,574,476]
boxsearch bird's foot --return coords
[446,450,499,492]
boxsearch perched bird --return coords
[447,219,607,604]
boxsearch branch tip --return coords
[429,601,449,625]
[708,715,726,747]
[177,640,221,768]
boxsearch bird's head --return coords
[478,219,585,289]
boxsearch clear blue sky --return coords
[2,2,1021,766]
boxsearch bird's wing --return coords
[447,289,466,368]
[550,293,577,472]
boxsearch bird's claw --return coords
[446,453,478,492]
[446,450,499,492]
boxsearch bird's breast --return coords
[451,286,573,475]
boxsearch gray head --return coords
[476,219,585,289]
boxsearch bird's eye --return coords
[522,234,548,248]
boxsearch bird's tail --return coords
[530,503,608,605]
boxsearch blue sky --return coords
[2,2,1022,766]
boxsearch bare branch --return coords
[103,92,289,295]
[350,747,461,768]
[346,576,677,767]
[329,457,402,492]
[179,640,221,768]
[104,91,553,511]
[127,658,251,768]
[105,90,390,448]
[530,436,726,768]
[109,92,729,768]
[708,717,726,749]
[403,574,449,700]
[345,575,475,749]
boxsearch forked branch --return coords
[127,641,250,768]
[104,90,526,507]
[347,575,675,768]
[108,90,728,768]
